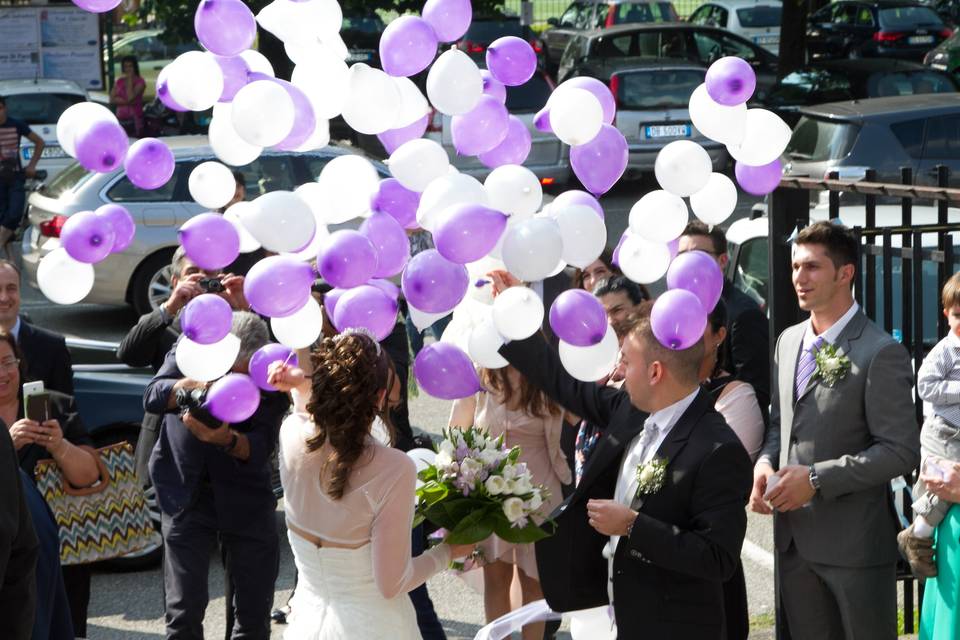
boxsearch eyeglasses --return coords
[0,358,19,371]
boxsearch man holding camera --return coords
[145,311,289,640]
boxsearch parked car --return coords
[761,59,960,126]
[341,14,385,66]
[540,0,680,76]
[556,23,779,87]
[451,15,541,61]
[688,0,782,54]
[924,25,960,70]
[806,0,952,61]
[21,139,388,316]
[926,0,960,26]
[610,62,728,175]
[783,94,960,190]
[105,29,197,102]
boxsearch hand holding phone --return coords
[23,381,50,423]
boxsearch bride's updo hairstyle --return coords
[305,330,390,499]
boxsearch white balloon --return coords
[389,139,450,192]
[484,165,542,217]
[501,217,564,282]
[466,256,504,305]
[426,49,483,116]
[258,0,340,44]
[393,77,431,129]
[165,52,224,112]
[417,173,489,231]
[321,33,350,61]
[37,248,94,305]
[291,47,348,120]
[317,155,381,223]
[492,286,544,341]
[690,173,738,225]
[554,204,607,269]
[688,84,746,147]
[56,102,116,158]
[569,606,617,640]
[559,325,619,382]
[188,162,236,210]
[468,317,509,369]
[293,117,330,153]
[209,107,263,166]
[271,297,323,349]
[240,191,317,253]
[342,64,402,135]
[223,202,262,253]
[654,140,713,197]
[239,49,275,77]
[409,304,450,332]
[628,190,688,243]
[726,108,792,166]
[289,183,331,260]
[618,234,672,284]
[175,334,241,382]
[407,448,436,492]
[549,88,603,146]
[232,80,295,147]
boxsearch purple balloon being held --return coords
[478,116,531,169]
[95,204,136,253]
[157,67,188,112]
[401,249,469,313]
[651,289,707,351]
[369,279,400,300]
[480,70,507,104]
[244,255,315,318]
[370,178,421,229]
[60,211,116,264]
[360,212,411,278]
[735,159,783,196]
[553,190,603,219]
[178,213,240,271]
[612,231,628,267]
[422,0,472,42]
[206,373,261,424]
[486,36,537,87]
[451,95,509,156]
[570,124,628,197]
[549,289,609,347]
[214,55,250,102]
[317,230,379,289]
[75,120,129,173]
[433,204,508,264]
[533,107,552,133]
[249,343,298,391]
[194,0,256,57]
[380,15,439,77]
[332,285,400,341]
[322,287,345,319]
[273,79,317,151]
[71,0,122,12]
[562,77,616,125]
[414,342,481,400]
[378,114,429,155]
[180,294,233,345]
[124,137,174,190]
[666,250,723,313]
[705,56,757,106]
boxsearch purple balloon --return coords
[249,343,298,391]
[60,211,116,264]
[534,107,552,133]
[317,230,378,289]
[124,137,174,190]
[195,0,256,57]
[433,204,508,264]
[75,120,129,173]
[486,36,537,87]
[612,231,627,267]
[322,287,345,319]
[666,250,723,313]
[451,95,509,156]
[178,213,240,271]
[651,289,707,351]
[206,373,261,424]
[214,55,250,102]
[570,124,628,197]
[563,77,617,125]
[553,190,603,219]
[95,204,135,253]
[481,70,507,104]
[423,0,472,42]
[332,285,400,341]
[369,279,400,300]
[273,79,317,151]
[370,178,421,229]
[360,212,411,278]
[71,0,121,12]
[668,237,680,260]
[705,56,757,106]
[735,159,783,196]
[413,342,481,400]
[378,114,430,155]
[380,15,439,77]
[157,67,188,112]
[401,249,469,313]
[180,294,233,344]
[549,289,609,347]
[478,116,531,169]
[244,255,315,318]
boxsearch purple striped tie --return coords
[795,336,826,400]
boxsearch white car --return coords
[688,0,782,54]
[0,79,92,179]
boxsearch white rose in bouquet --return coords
[502,463,518,481]
[526,491,543,511]
[485,475,507,495]
[503,479,516,494]
[503,497,525,523]
[439,439,455,456]
[480,448,502,466]
[461,458,483,476]
[435,450,454,469]
[511,474,534,496]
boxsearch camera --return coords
[175,386,222,429]
[199,278,225,293]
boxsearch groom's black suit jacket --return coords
[500,335,752,640]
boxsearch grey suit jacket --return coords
[758,310,920,567]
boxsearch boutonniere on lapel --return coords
[635,456,669,498]
[814,344,851,387]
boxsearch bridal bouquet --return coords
[414,426,553,545]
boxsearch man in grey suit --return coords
[750,221,919,640]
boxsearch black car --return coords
[341,14,385,66]
[806,0,952,61]
[451,15,540,62]
[761,58,960,125]
[556,23,778,89]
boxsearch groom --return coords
[496,280,752,639]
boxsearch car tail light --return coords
[464,40,485,54]
[540,177,555,186]
[873,31,905,42]
[426,108,443,133]
[39,215,67,238]
[608,74,621,125]
[940,28,954,38]
[529,39,543,54]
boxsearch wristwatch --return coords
[808,465,821,492]
[221,431,239,454]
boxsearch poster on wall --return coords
[0,7,101,90]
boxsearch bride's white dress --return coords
[279,395,450,640]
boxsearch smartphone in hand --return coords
[23,381,50,423]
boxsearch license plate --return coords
[22,146,66,161]
[346,51,374,63]
[932,63,948,70]
[754,35,779,44]
[909,35,934,44]
[645,125,691,138]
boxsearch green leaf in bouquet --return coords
[416,480,449,507]
[444,507,496,545]
[417,466,438,483]
[491,513,553,544]
[412,512,426,529]
[421,496,491,533]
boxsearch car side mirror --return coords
[548,17,559,26]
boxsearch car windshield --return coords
[5,93,86,125]
[40,162,95,198]
[616,68,704,109]
[736,5,782,27]
[505,74,553,111]
[786,116,861,161]
[463,19,524,41]
[878,6,944,28]
[765,69,853,106]
[611,2,678,24]
[868,70,958,96]
[341,15,384,48]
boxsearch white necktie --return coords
[623,421,660,505]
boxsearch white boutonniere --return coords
[814,344,851,387]
[634,456,669,499]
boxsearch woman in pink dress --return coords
[111,56,146,137]
[449,366,571,640]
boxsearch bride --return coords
[268,329,472,639]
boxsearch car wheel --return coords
[129,249,176,317]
